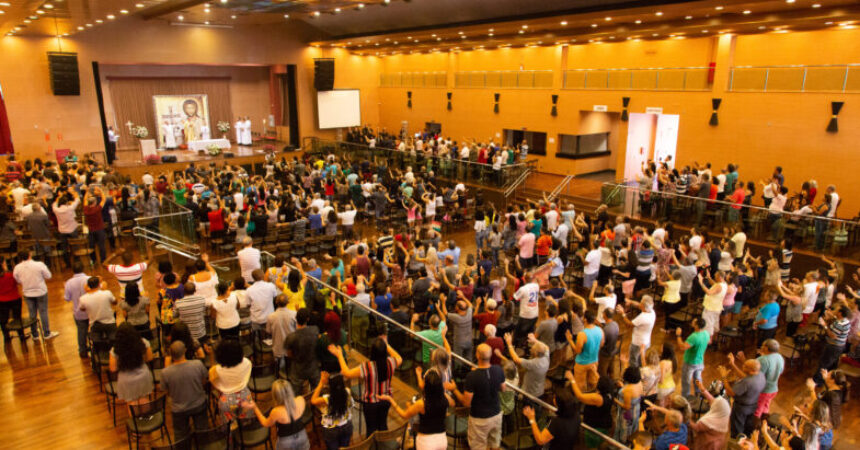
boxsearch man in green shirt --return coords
[411,313,449,365]
[676,317,709,399]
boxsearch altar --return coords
[187,138,231,151]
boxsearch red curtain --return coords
[0,85,13,155]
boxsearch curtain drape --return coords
[0,84,14,155]
[107,77,232,149]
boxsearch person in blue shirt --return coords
[373,288,392,317]
[754,290,781,346]
[438,240,461,266]
[639,406,687,450]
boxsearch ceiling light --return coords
[204,21,210,25]
[605,16,612,21]
[284,14,289,18]
[414,39,418,42]
[375,43,379,46]
[384,0,390,3]
[221,0,228,3]
[178,15,184,20]
[487,33,493,37]
[385,38,389,41]
[715,6,724,10]
[431,34,436,37]
[786,0,795,3]
[0,10,4,14]
[231,15,236,19]
[743,10,751,14]
[95,19,103,23]
[107,14,115,19]
[29,15,38,19]
[825,21,833,25]
[334,7,341,12]
[702,29,708,33]
[591,23,597,28]
[685,15,692,20]
[135,3,144,7]
[24,19,31,23]
[560,21,567,26]
[458,31,463,34]
[758,25,766,29]
[77,25,84,30]
[313,11,320,16]
[609,36,614,39]
[204,8,210,13]
[518,30,524,34]
[120,9,128,14]
[635,20,642,24]
[393,41,397,44]
[0,1,10,5]
[522,24,528,29]
[461,35,466,38]
[652,33,659,36]
[812,3,821,7]
[357,3,365,8]
[655,11,663,16]
[36,10,45,14]
[85,23,92,27]
[44,4,53,9]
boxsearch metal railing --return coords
[729,64,860,92]
[563,66,712,91]
[602,181,859,255]
[454,70,554,89]
[206,250,629,449]
[504,164,534,198]
[547,175,574,203]
[133,198,198,245]
[305,137,539,191]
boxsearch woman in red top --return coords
[0,258,23,341]
[208,198,226,239]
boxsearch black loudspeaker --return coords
[314,59,335,91]
[48,52,80,96]
[224,152,236,158]
[161,155,178,163]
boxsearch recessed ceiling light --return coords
[825,21,833,25]
[178,15,183,20]
[36,9,45,14]
[204,8,210,13]
[437,37,441,40]
[86,23,92,27]
[414,39,418,42]
[518,30,524,34]
[313,11,320,16]
[0,10,4,14]
[120,9,128,14]
[652,33,659,36]
[702,29,708,33]
[522,24,528,29]
[375,43,379,46]
[0,1,9,5]
[44,4,53,9]
[135,3,144,8]
[231,14,236,19]
[605,16,612,21]
[591,23,597,28]
[393,41,397,44]
[715,6,724,10]
[385,38,389,41]
[384,0,390,3]
[786,0,796,3]
[107,14,115,19]
[743,10,751,14]
[431,34,436,37]
[461,35,466,38]
[334,7,341,12]
[685,15,692,20]
[758,25,766,29]
[609,36,614,39]
[77,26,84,30]
[284,14,289,18]
[221,0,228,3]
[24,19,31,23]
[560,21,567,26]
[812,3,821,7]
[204,20,209,25]
[29,15,38,19]
[635,19,642,24]
[95,19,103,23]
[458,31,463,34]
[655,11,663,16]
[357,3,365,8]
[489,28,494,32]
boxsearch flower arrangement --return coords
[131,125,149,139]
[216,121,231,133]
[206,144,222,156]
[144,154,161,165]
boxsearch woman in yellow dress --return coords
[276,260,307,311]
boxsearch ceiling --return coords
[1,0,859,56]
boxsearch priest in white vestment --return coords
[235,118,243,144]
[200,121,211,140]
[241,118,252,145]
[161,121,177,149]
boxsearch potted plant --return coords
[206,144,222,157]
[131,125,149,139]
[144,154,160,165]
[217,121,231,139]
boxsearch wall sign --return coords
[646,107,663,114]
[593,105,608,112]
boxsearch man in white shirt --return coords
[590,283,617,324]
[802,272,821,319]
[544,203,559,231]
[78,276,118,341]
[52,187,81,265]
[768,185,789,241]
[583,240,601,289]
[826,185,839,218]
[730,226,747,260]
[336,203,358,239]
[13,250,57,339]
[142,172,154,186]
[689,228,704,252]
[237,237,261,284]
[513,274,540,347]
[9,182,30,215]
[245,269,278,330]
[616,296,656,368]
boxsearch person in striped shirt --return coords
[814,305,851,385]
[173,283,209,345]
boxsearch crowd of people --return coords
[0,140,858,450]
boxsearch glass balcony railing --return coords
[600,182,859,256]
[204,250,629,449]
[304,137,538,190]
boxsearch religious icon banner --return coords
[153,94,210,149]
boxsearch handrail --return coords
[132,226,201,256]
[504,165,533,198]
[209,250,630,449]
[548,175,574,203]
[607,181,857,225]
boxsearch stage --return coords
[113,141,299,180]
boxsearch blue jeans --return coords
[681,362,704,399]
[24,295,50,336]
[276,430,310,450]
[323,422,353,450]
[88,229,107,261]
[75,318,89,355]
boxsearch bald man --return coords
[719,358,765,438]
[453,343,507,450]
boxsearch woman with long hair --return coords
[166,321,205,365]
[657,344,678,406]
[311,372,353,450]
[522,381,581,449]
[120,283,151,339]
[109,322,154,405]
[243,379,309,450]
[328,337,402,434]
[614,366,643,443]
[380,368,453,450]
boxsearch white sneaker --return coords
[45,331,60,340]
[263,338,273,346]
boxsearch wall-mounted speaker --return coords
[407,91,412,108]
[493,93,500,114]
[446,92,452,110]
[313,58,335,91]
[48,52,80,96]
[550,94,558,116]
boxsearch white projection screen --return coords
[317,90,361,129]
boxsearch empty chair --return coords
[193,422,230,450]
[126,394,171,450]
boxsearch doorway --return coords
[623,112,680,182]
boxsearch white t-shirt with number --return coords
[514,282,540,319]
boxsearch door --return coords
[653,114,680,169]
[623,113,657,182]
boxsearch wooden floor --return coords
[2,221,858,449]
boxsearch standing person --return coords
[78,276,119,341]
[522,382,581,449]
[109,323,154,406]
[62,262,90,356]
[615,295,656,368]
[569,309,603,391]
[699,271,727,339]
[513,273,540,347]
[598,308,619,378]
[814,305,851,385]
[161,341,209,442]
[688,378,730,450]
[209,281,241,338]
[443,296,474,363]
[107,126,119,164]
[503,333,549,412]
[754,339,784,417]
[0,258,25,342]
[329,338,402,435]
[242,380,311,450]
[453,344,506,450]
[754,289,781,345]
[245,269,278,331]
[53,187,80,266]
[570,374,614,449]
[380,369,454,450]
[13,250,57,339]
[677,318,709,399]
[237,237,261,284]
[83,187,108,262]
[266,294,296,367]
[311,372,355,450]
[284,308,321,393]
[173,283,208,344]
[719,359,765,438]
[210,339,253,422]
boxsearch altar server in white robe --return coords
[235,118,243,144]
[200,121,211,140]
[173,122,184,147]
[241,117,253,145]
[161,121,177,149]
